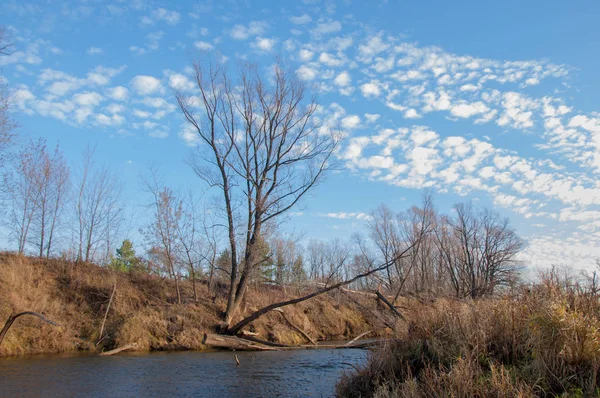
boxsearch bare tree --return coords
[0,26,16,170]
[441,203,524,298]
[5,139,70,256]
[175,191,203,302]
[176,61,339,327]
[30,143,70,258]
[7,140,45,254]
[74,147,124,263]
[142,168,183,304]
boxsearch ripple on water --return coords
[0,348,368,398]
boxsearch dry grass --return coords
[0,253,393,356]
[337,286,600,397]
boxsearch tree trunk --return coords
[0,311,59,348]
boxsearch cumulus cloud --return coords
[333,71,351,87]
[252,37,276,52]
[194,41,213,51]
[143,8,180,25]
[130,75,163,95]
[341,115,360,129]
[230,21,268,40]
[311,19,342,37]
[105,86,129,101]
[296,65,317,80]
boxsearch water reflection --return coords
[0,348,367,397]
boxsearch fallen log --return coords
[239,335,293,348]
[273,308,317,345]
[346,331,371,346]
[0,311,60,348]
[99,342,138,356]
[203,333,278,351]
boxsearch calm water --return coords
[0,348,367,397]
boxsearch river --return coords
[0,348,367,397]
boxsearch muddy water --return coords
[0,348,367,397]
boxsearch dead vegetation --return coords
[337,283,600,397]
[0,253,395,356]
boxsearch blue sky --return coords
[2,0,600,270]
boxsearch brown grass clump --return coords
[337,287,600,397]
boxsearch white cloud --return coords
[130,75,163,95]
[253,37,276,52]
[73,91,103,107]
[290,14,312,25]
[320,212,373,221]
[299,49,314,61]
[179,124,201,146]
[194,41,213,51]
[360,82,381,98]
[318,52,344,67]
[168,73,195,91]
[333,71,351,87]
[230,21,268,40]
[450,102,489,119]
[144,8,180,25]
[105,86,129,101]
[364,113,380,123]
[404,109,421,119]
[296,65,317,80]
[341,115,360,129]
[87,47,103,55]
[311,19,342,36]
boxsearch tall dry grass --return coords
[337,284,600,397]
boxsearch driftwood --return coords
[97,283,117,345]
[0,311,60,348]
[203,333,278,351]
[239,334,294,348]
[273,308,317,345]
[346,331,371,346]
[203,332,386,351]
[98,342,138,356]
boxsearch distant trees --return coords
[74,147,124,263]
[176,61,339,327]
[0,26,16,170]
[368,196,524,298]
[6,139,70,257]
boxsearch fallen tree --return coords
[202,332,384,351]
[226,243,418,335]
[202,333,278,351]
[0,311,60,348]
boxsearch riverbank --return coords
[0,253,398,357]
